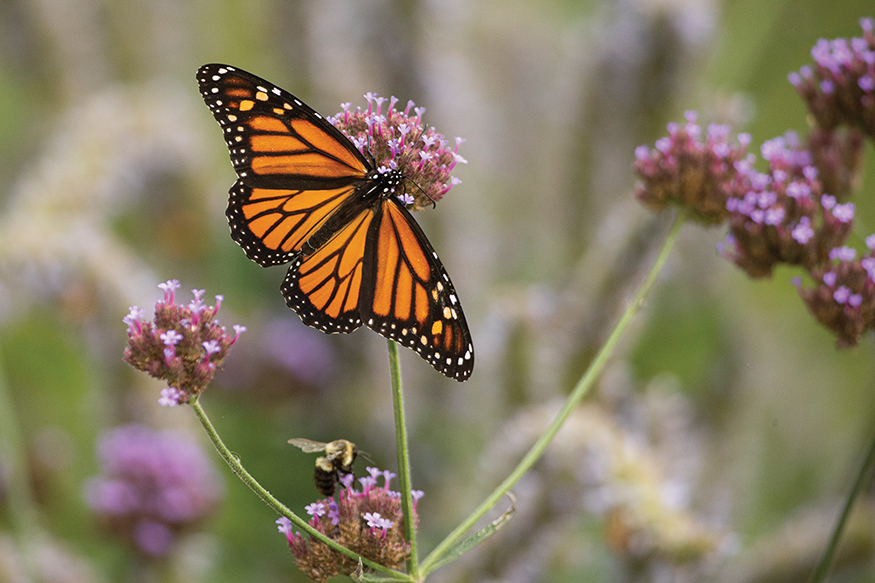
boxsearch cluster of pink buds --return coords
[633,111,751,225]
[795,238,875,347]
[276,467,421,582]
[123,279,245,405]
[718,133,854,278]
[329,93,466,210]
[788,17,875,139]
[634,18,875,347]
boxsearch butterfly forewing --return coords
[197,64,369,187]
[198,64,474,381]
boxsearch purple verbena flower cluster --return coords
[84,424,223,557]
[634,18,875,347]
[276,467,421,582]
[718,132,854,278]
[329,93,466,210]
[789,17,875,139]
[633,111,751,225]
[123,279,246,405]
[795,238,875,347]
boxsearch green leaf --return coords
[424,494,516,575]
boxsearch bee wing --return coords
[288,438,329,453]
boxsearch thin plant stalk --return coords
[810,427,875,583]
[387,338,420,580]
[421,212,686,575]
[189,397,403,579]
[0,341,43,582]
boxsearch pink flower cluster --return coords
[796,239,875,346]
[276,467,421,582]
[719,132,854,278]
[634,111,750,225]
[789,17,875,139]
[123,279,245,405]
[634,18,875,346]
[329,93,466,210]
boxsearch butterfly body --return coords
[198,64,473,381]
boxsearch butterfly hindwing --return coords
[279,202,375,334]
[226,179,360,267]
[361,199,474,381]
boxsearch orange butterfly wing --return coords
[198,64,474,381]
[363,200,474,381]
[198,64,370,265]
[225,179,358,266]
[282,196,473,380]
[198,64,367,187]
[281,195,377,334]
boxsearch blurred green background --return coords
[1,0,875,581]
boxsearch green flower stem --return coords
[810,427,875,583]
[189,397,403,579]
[387,339,420,580]
[0,341,43,580]
[421,212,686,576]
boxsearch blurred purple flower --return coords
[796,237,875,347]
[84,424,224,558]
[719,131,853,278]
[261,319,338,387]
[633,111,751,225]
[789,18,875,139]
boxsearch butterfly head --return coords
[329,94,467,211]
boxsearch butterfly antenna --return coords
[409,177,437,209]
[401,124,438,209]
[365,134,378,167]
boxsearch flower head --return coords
[719,131,853,278]
[329,94,465,210]
[123,280,246,404]
[84,424,223,557]
[789,18,875,139]
[796,237,875,347]
[278,466,418,581]
[633,111,751,224]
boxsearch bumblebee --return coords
[288,438,358,496]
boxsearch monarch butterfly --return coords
[197,64,474,381]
